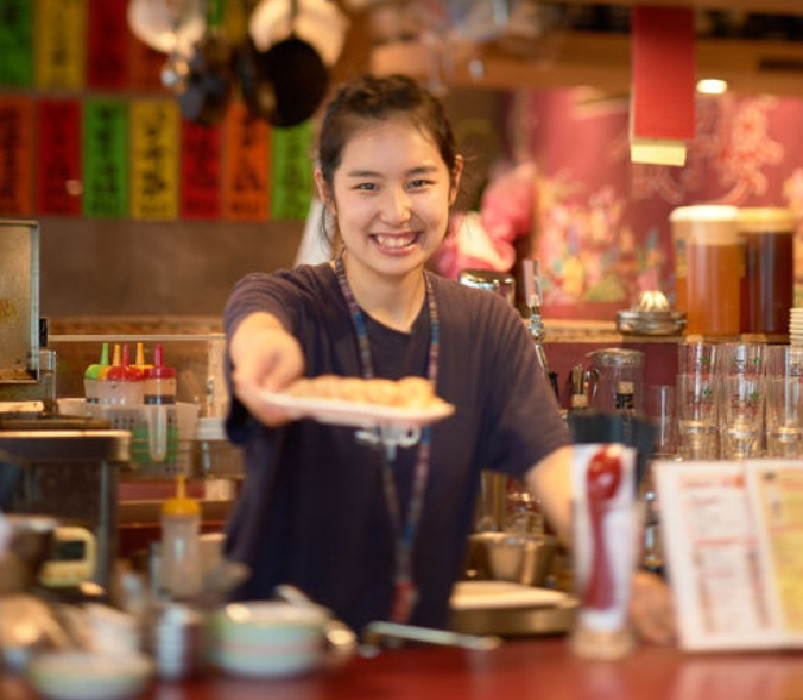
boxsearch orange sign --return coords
[223,100,270,221]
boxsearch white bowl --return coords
[28,652,152,700]
[209,602,328,678]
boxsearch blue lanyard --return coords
[334,255,439,623]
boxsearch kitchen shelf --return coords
[373,32,803,97]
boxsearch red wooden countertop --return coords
[4,637,803,700]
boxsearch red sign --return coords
[0,96,33,216]
[181,119,222,219]
[87,0,128,89]
[37,99,82,215]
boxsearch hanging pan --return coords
[239,0,330,127]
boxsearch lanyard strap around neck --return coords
[334,256,439,623]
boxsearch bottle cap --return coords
[84,342,109,380]
[107,344,143,382]
[146,344,177,380]
[132,341,154,372]
[162,476,200,517]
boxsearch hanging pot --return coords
[237,0,329,127]
[237,36,328,127]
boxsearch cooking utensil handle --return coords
[360,621,501,656]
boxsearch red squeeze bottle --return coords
[144,344,177,405]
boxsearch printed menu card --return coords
[655,460,803,650]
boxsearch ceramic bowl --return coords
[209,601,328,678]
[28,652,152,700]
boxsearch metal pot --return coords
[466,532,557,587]
[488,533,557,587]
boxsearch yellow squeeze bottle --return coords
[160,476,201,600]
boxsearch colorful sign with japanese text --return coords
[131,99,178,220]
[0,96,33,216]
[35,0,85,91]
[181,120,222,220]
[271,122,314,222]
[37,99,82,216]
[83,99,129,219]
[0,0,33,87]
[223,100,269,221]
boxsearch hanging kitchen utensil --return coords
[177,33,232,125]
[127,0,206,55]
[249,0,348,67]
[237,0,329,127]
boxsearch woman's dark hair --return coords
[318,73,458,196]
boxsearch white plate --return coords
[450,581,573,610]
[259,391,455,428]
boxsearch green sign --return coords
[0,0,33,86]
[271,121,314,222]
[83,99,129,219]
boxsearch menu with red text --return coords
[655,460,803,651]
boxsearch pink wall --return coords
[514,88,803,320]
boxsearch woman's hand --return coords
[230,312,305,426]
[629,571,677,645]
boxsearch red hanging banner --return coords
[631,5,696,142]
[0,96,33,216]
[181,119,222,220]
[37,99,82,216]
[87,0,128,90]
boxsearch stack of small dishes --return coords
[791,308,803,345]
[209,601,329,678]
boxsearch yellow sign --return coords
[35,0,85,90]
[130,100,179,220]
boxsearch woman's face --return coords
[317,116,460,282]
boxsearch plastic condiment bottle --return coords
[104,343,145,405]
[84,342,109,404]
[160,476,202,601]
[145,344,177,405]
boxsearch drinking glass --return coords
[676,342,719,460]
[765,345,803,458]
[717,343,765,459]
[719,374,764,459]
[646,385,676,459]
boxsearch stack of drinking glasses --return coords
[672,341,803,461]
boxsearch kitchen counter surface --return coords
[4,637,803,700]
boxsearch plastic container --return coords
[145,344,177,405]
[160,476,201,601]
[738,207,795,337]
[84,342,109,404]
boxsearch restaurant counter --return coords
[3,637,802,700]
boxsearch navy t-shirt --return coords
[223,263,569,632]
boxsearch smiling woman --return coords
[222,74,571,635]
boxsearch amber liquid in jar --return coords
[738,208,795,337]
[672,205,742,337]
